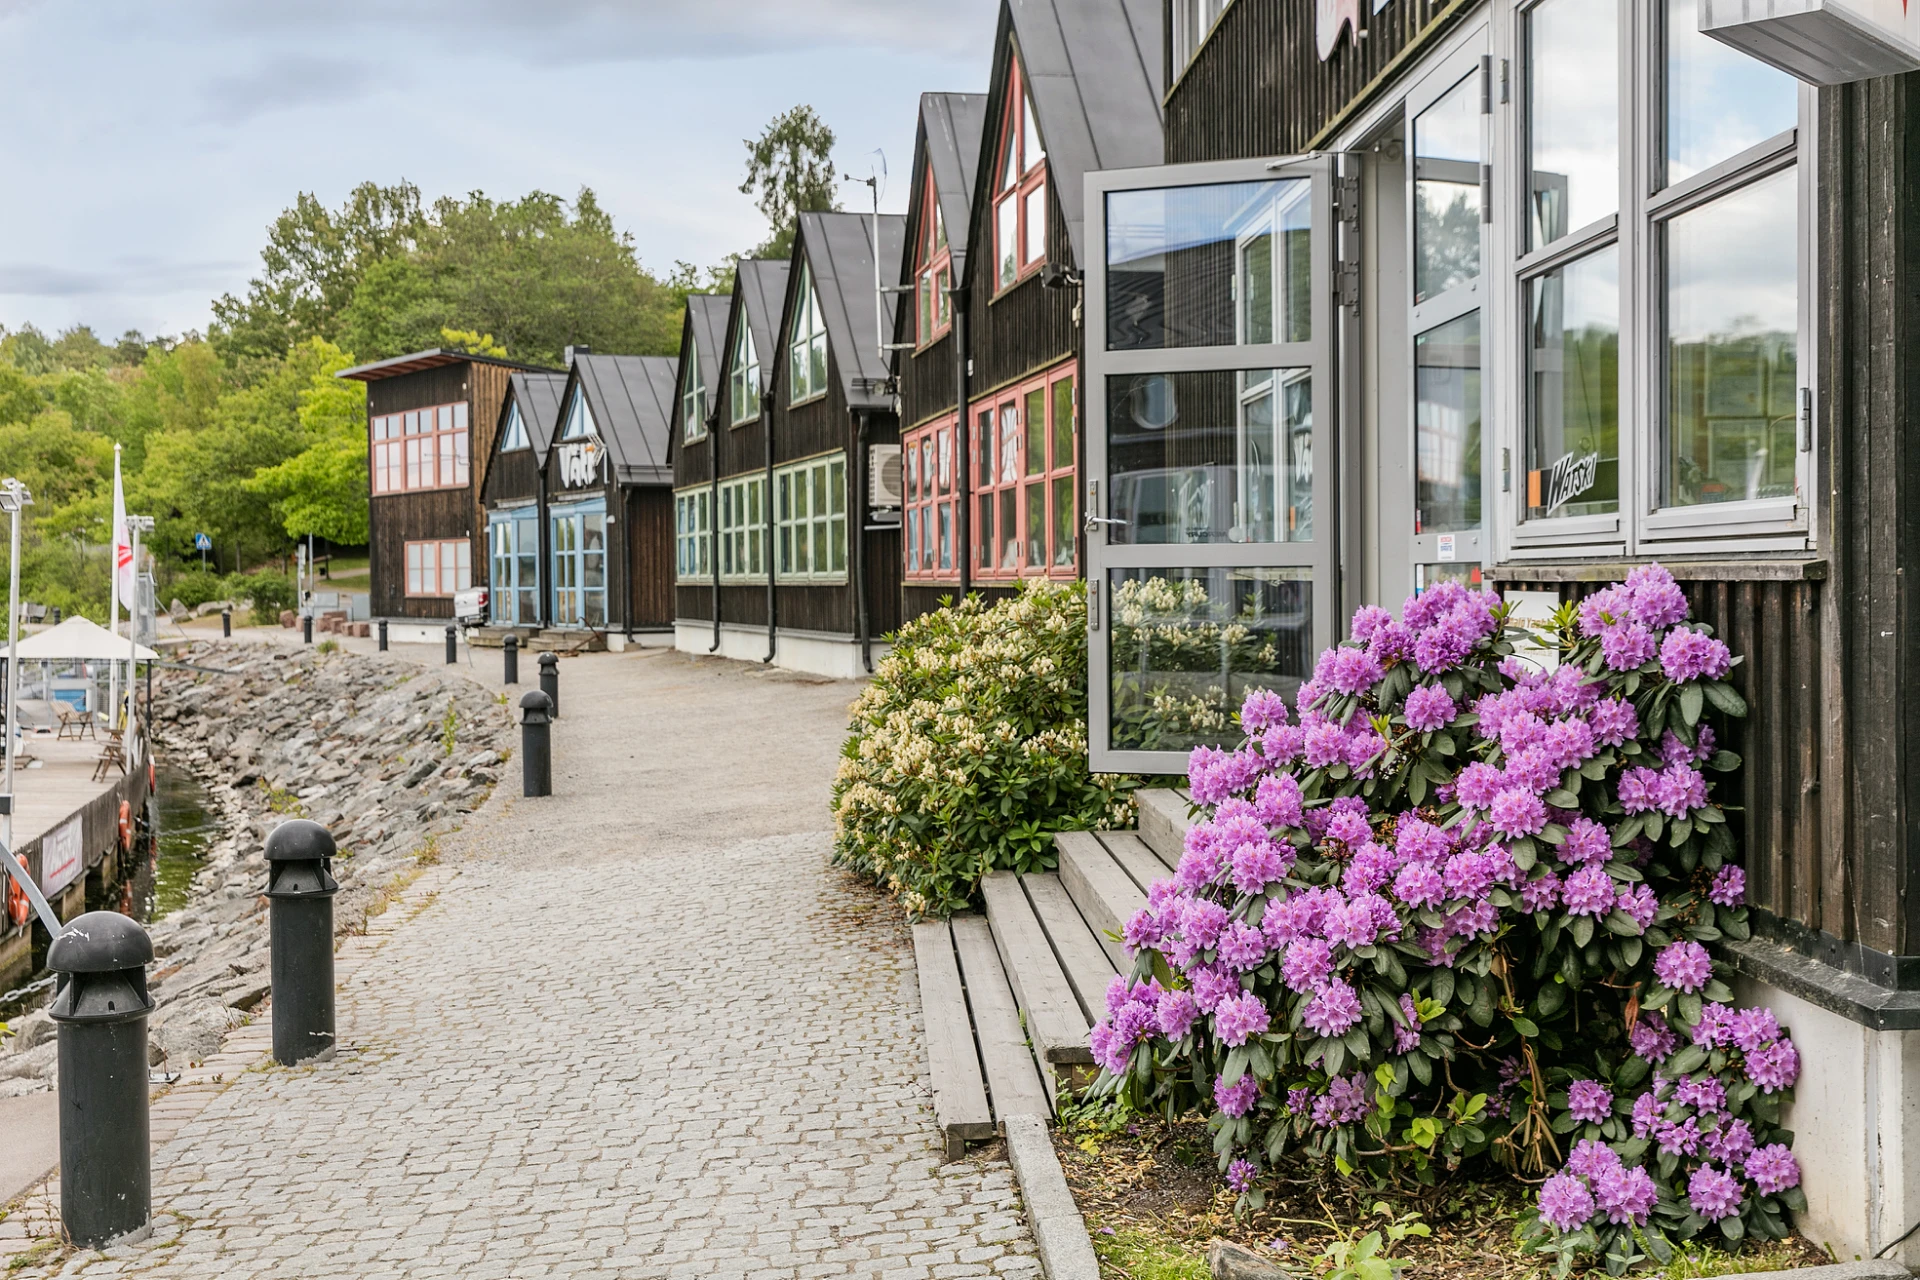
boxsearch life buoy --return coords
[118,801,133,850]
[5,854,27,927]
[148,758,156,791]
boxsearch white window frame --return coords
[774,452,849,584]
[500,402,530,452]
[788,265,829,406]
[674,487,711,581]
[561,388,595,441]
[1172,0,1234,78]
[729,317,761,427]
[719,474,767,581]
[682,333,707,443]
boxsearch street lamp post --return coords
[0,479,31,850]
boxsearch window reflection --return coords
[1527,248,1620,519]
[1105,180,1311,349]
[1107,371,1312,545]
[1414,72,1482,303]
[1664,167,1798,507]
[1527,0,1618,248]
[1415,311,1482,535]
[1666,0,1797,186]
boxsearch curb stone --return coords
[1704,1264,1911,1278]
[1003,1113,1100,1280]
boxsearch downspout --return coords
[764,396,777,664]
[855,408,873,673]
[709,420,722,653]
[954,295,971,598]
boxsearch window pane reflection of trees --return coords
[1415,311,1482,535]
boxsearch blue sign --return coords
[193,533,212,550]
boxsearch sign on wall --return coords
[1317,0,1395,60]
[39,814,82,896]
[555,437,604,489]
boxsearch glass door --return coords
[488,513,542,625]
[1086,155,1346,774]
[550,504,607,629]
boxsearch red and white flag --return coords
[111,449,133,612]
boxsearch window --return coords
[550,505,607,628]
[729,317,761,426]
[788,264,829,404]
[971,366,1077,579]
[1514,0,1804,547]
[719,474,767,580]
[561,388,594,440]
[903,415,958,580]
[371,402,470,495]
[994,57,1048,291]
[404,539,470,597]
[682,332,706,442]
[1172,0,1233,76]
[674,488,711,581]
[488,514,539,624]
[775,453,848,582]
[915,167,954,347]
[499,402,530,451]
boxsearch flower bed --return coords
[1087,568,1805,1276]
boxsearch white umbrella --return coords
[13,615,159,662]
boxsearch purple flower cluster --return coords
[1567,1080,1613,1124]
[1689,1001,1801,1093]
[1661,626,1734,683]
[1654,940,1715,994]
[1618,763,1710,818]
[1541,1141,1659,1231]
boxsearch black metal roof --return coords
[961,0,1165,282]
[792,210,908,410]
[569,354,678,486]
[738,259,791,394]
[504,370,568,468]
[921,92,989,282]
[334,348,558,382]
[686,294,729,418]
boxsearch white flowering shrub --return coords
[832,582,1138,918]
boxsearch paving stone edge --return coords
[1002,1113,1099,1280]
[1703,1263,1910,1279]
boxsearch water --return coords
[148,761,219,921]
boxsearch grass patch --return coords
[1092,1228,1210,1280]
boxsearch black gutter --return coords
[709,424,721,654]
[855,409,873,674]
[764,399,777,664]
[953,299,971,599]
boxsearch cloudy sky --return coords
[0,0,1000,341]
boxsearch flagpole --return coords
[108,445,122,730]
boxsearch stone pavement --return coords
[3,643,1042,1279]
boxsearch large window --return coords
[488,513,539,624]
[405,539,471,598]
[974,367,1078,578]
[372,403,469,495]
[915,168,954,347]
[729,318,760,426]
[681,334,706,443]
[903,415,958,580]
[719,474,767,581]
[674,488,710,581]
[775,453,847,582]
[788,265,829,405]
[1516,0,1803,548]
[994,57,1048,291]
[1172,0,1233,76]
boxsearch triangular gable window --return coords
[916,164,955,346]
[500,401,530,451]
[681,332,707,442]
[788,261,828,404]
[994,53,1049,291]
[729,308,761,426]
[561,387,595,441]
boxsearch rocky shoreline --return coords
[0,641,514,1095]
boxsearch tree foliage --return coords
[740,105,841,259]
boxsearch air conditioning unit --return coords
[1702,0,1920,83]
[869,444,903,509]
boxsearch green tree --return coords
[245,340,369,544]
[740,105,840,259]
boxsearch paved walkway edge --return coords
[1704,1263,1911,1278]
[1002,1114,1098,1280]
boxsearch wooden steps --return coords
[909,790,1197,1158]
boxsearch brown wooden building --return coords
[479,369,567,628]
[338,349,558,624]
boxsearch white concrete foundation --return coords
[672,622,885,681]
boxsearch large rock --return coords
[150,997,243,1068]
[1208,1241,1296,1280]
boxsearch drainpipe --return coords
[953,296,971,599]
[709,427,721,653]
[855,409,873,674]
[764,396,777,664]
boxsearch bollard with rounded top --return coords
[48,911,154,1249]
[520,690,553,797]
[538,652,560,718]
[445,624,457,664]
[221,609,231,638]
[377,618,388,651]
[265,820,339,1066]
[503,634,519,684]
[302,614,313,645]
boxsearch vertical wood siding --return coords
[626,487,675,629]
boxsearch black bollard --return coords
[503,634,519,684]
[52,607,61,624]
[520,690,553,796]
[221,609,231,638]
[48,911,153,1249]
[302,615,313,645]
[538,652,560,719]
[445,624,457,664]
[265,820,338,1066]
[377,619,388,651]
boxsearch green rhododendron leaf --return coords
[1679,683,1704,727]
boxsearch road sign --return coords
[193,533,212,551]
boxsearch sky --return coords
[0,0,1001,342]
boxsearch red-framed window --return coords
[993,57,1048,292]
[903,414,959,580]
[975,364,1077,580]
[404,539,472,598]
[372,402,470,495]
[915,167,954,347]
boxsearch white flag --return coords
[111,450,133,610]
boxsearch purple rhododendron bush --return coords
[1087,567,1805,1277]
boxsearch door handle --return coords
[1084,515,1128,531]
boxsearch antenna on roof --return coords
[845,151,888,374]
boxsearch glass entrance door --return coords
[488,512,541,625]
[549,503,608,628]
[1086,155,1346,774]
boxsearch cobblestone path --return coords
[7,646,1040,1279]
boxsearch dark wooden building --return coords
[1075,0,1920,1258]
[540,353,677,642]
[893,0,1163,622]
[339,349,557,626]
[479,370,567,628]
[669,291,729,650]
[674,213,906,678]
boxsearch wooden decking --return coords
[913,788,1196,1157]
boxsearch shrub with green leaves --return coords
[831,582,1139,918]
